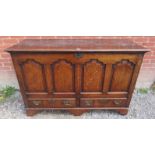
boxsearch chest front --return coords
[6,39,149,116]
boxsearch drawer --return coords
[27,100,53,108]
[80,98,128,108]
[52,98,76,108]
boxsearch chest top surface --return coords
[6,39,149,53]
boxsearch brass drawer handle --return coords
[32,100,41,106]
[75,53,84,58]
[85,100,93,106]
[114,100,121,105]
[63,100,71,106]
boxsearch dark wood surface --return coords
[6,39,149,52]
[7,39,149,116]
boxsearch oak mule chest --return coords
[6,39,149,116]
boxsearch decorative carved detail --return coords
[19,59,43,66]
[113,59,135,69]
[84,59,104,66]
[52,59,74,66]
[82,59,105,92]
[68,109,90,116]
[19,59,47,92]
[26,109,41,116]
[114,109,128,115]
[51,59,75,92]
[110,59,135,92]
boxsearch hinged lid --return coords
[6,39,150,53]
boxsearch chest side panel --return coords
[82,59,105,92]
[110,60,135,92]
[76,53,139,97]
[51,60,75,92]
[19,59,47,93]
[12,53,77,99]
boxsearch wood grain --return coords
[8,39,149,116]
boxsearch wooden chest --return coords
[6,39,149,116]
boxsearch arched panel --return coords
[110,60,135,92]
[52,60,75,92]
[82,59,105,92]
[20,59,46,92]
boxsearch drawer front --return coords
[80,98,128,108]
[27,100,53,108]
[52,98,76,108]
[27,98,76,108]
